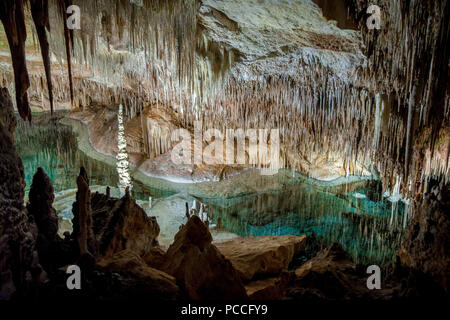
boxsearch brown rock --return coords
[162,216,248,300]
[72,167,97,256]
[286,243,367,300]
[90,191,160,258]
[215,235,307,281]
[96,250,180,300]
[142,246,167,270]
[245,272,292,300]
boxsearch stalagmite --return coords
[74,167,96,257]
[116,103,132,194]
[57,0,74,106]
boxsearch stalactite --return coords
[30,0,54,114]
[0,0,32,121]
[57,0,74,106]
[0,0,447,200]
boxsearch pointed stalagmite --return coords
[73,167,96,257]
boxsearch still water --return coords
[15,112,406,266]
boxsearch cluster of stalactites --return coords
[2,0,448,199]
[45,0,198,108]
[348,0,450,197]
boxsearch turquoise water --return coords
[15,112,405,266]
[200,183,405,266]
[15,112,175,201]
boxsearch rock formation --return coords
[215,235,307,281]
[96,250,180,300]
[27,167,59,242]
[398,186,450,296]
[90,190,160,258]
[26,167,76,276]
[0,88,38,299]
[162,215,248,300]
[286,243,392,301]
[72,167,97,257]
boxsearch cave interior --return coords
[0,0,449,304]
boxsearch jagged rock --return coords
[96,250,180,300]
[286,243,372,300]
[398,186,450,295]
[89,190,160,258]
[215,235,307,281]
[162,216,248,300]
[0,88,38,300]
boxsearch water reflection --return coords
[201,183,405,266]
[15,112,405,266]
[15,112,174,200]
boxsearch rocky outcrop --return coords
[0,88,17,140]
[27,167,59,242]
[0,88,38,299]
[398,186,450,295]
[215,235,307,282]
[72,167,97,257]
[245,272,292,300]
[142,246,167,270]
[26,167,76,275]
[89,190,160,258]
[96,250,180,300]
[162,216,248,300]
[286,243,380,301]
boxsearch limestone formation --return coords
[162,216,248,300]
[90,190,160,258]
[286,243,394,301]
[96,250,180,300]
[72,167,97,257]
[398,186,450,295]
[215,235,307,281]
[245,272,292,300]
[27,167,59,242]
[0,88,38,299]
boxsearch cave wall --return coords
[0,88,38,299]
